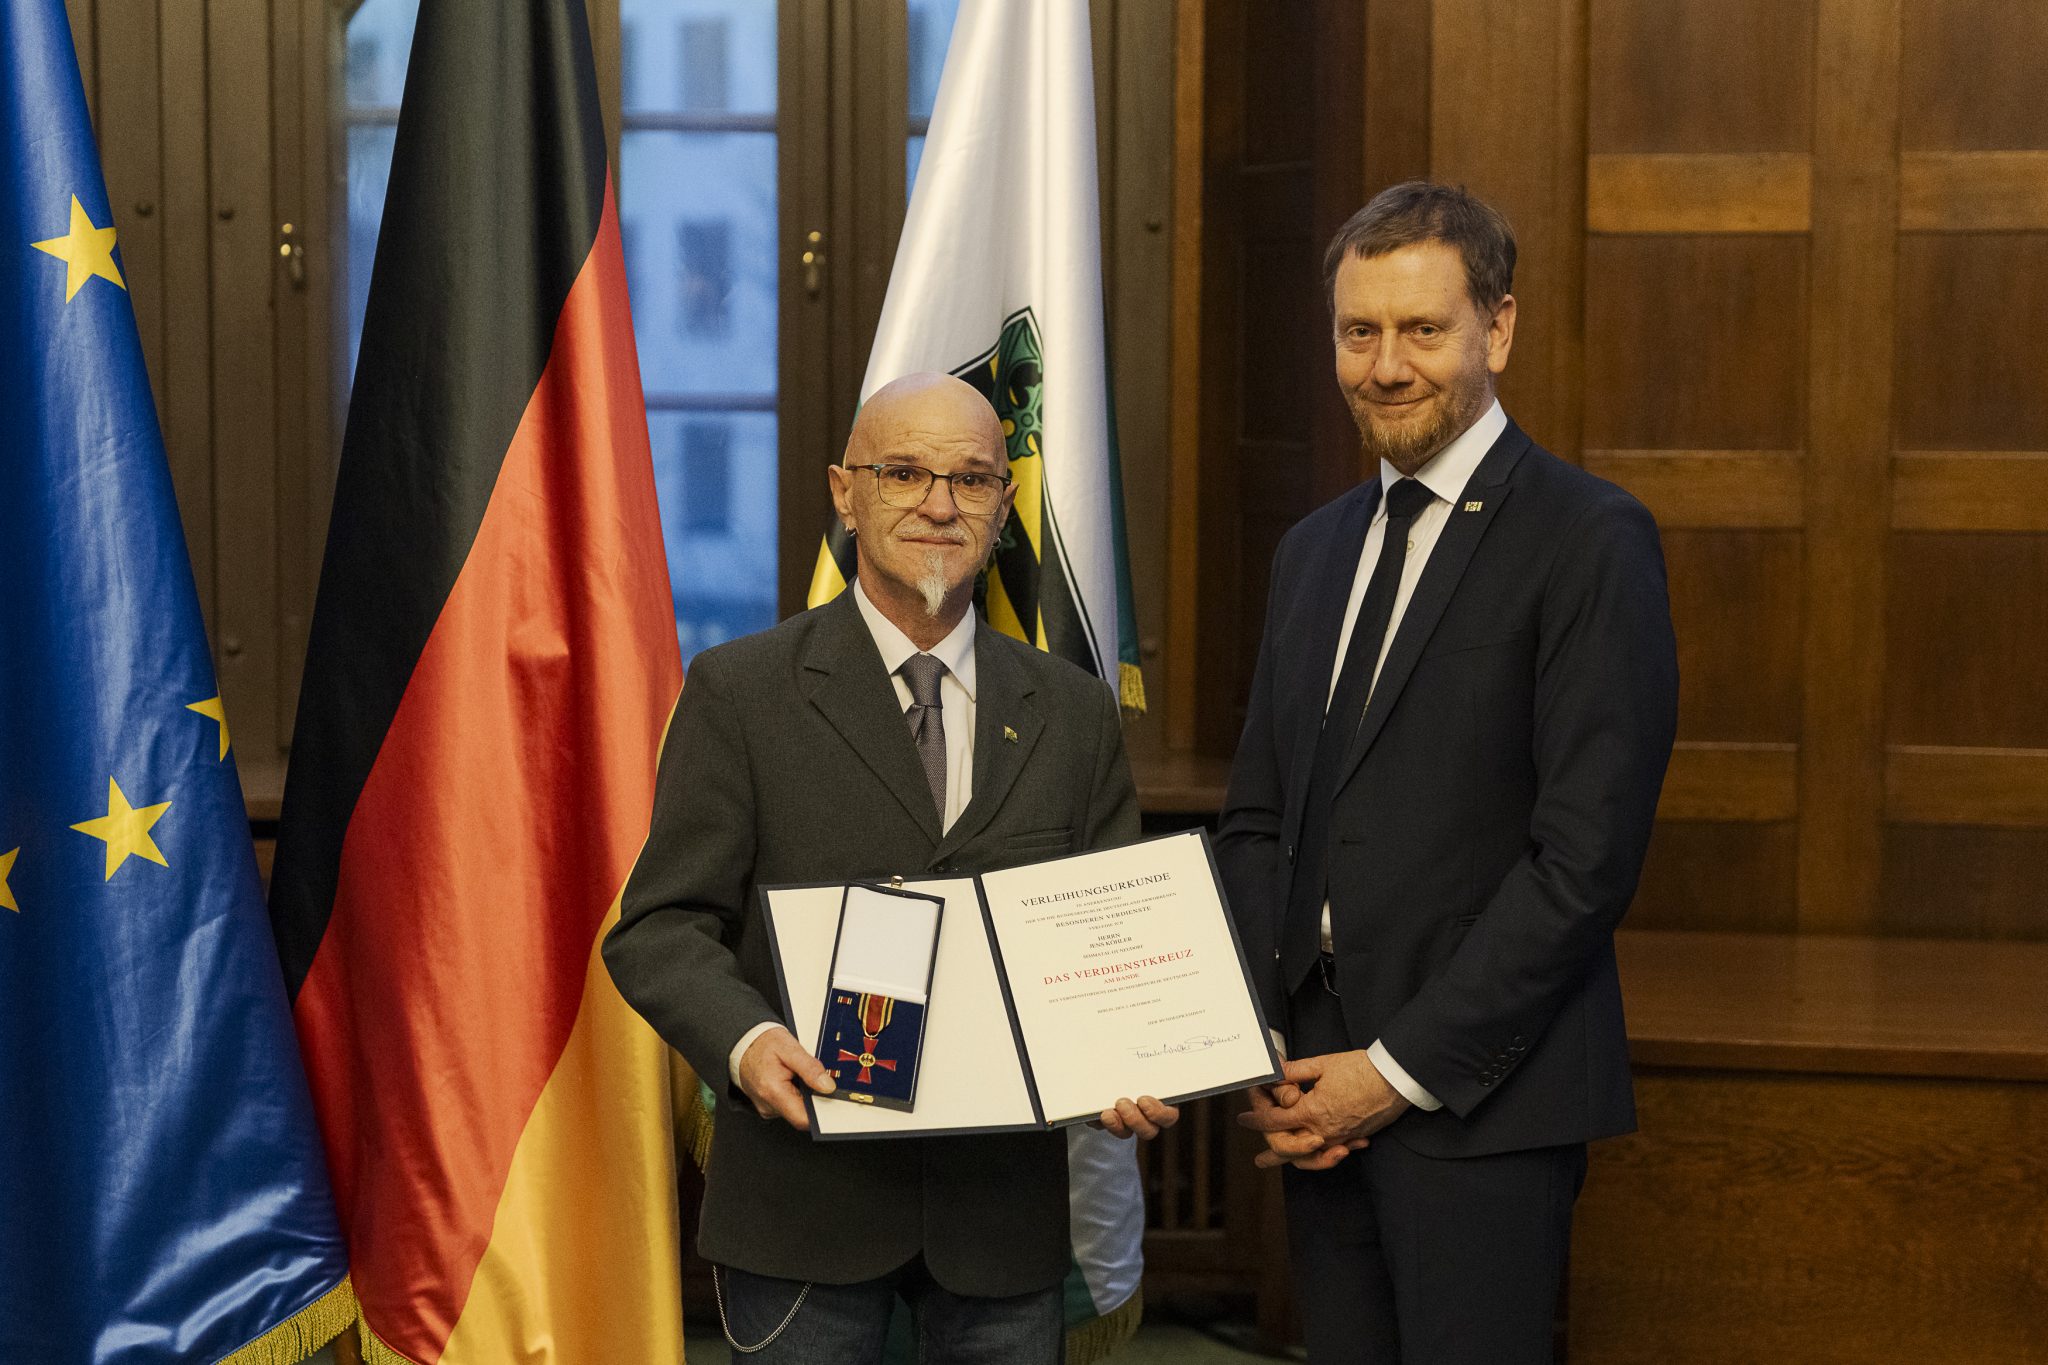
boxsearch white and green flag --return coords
[805,0,1149,1356]
[808,0,1147,715]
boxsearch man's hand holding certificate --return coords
[761,830,1279,1138]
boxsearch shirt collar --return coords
[852,578,979,701]
[1376,398,1507,515]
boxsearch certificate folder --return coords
[759,829,1281,1141]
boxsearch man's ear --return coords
[1485,294,1517,376]
[827,464,855,533]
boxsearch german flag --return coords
[267,1,687,1362]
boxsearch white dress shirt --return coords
[730,581,980,1079]
[1304,399,1508,1112]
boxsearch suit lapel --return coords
[800,593,943,842]
[932,623,1042,862]
[1335,422,1532,793]
[1281,483,1380,846]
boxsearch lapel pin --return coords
[1003,725,1019,743]
[1463,500,1484,512]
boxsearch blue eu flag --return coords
[0,2,355,1360]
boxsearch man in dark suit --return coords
[1220,182,1679,1362]
[604,372,1174,1364]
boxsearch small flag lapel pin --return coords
[1003,725,1019,743]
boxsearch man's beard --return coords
[916,549,951,617]
[1349,358,1492,472]
[894,519,972,617]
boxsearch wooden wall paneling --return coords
[1628,820,1799,932]
[1898,0,2048,152]
[1658,743,1800,824]
[1882,826,2048,939]
[1572,1070,2048,1363]
[1892,452,2048,532]
[1228,10,1318,746]
[1105,0,1176,760]
[1895,234,2048,453]
[95,6,166,418]
[1361,0,1430,196]
[1885,748,2048,829]
[1429,0,1579,449]
[1585,153,1811,234]
[160,1,214,634]
[1887,533,2048,749]
[1794,0,1899,935]
[1305,0,1365,509]
[1548,0,1586,465]
[1582,236,1808,452]
[1899,151,2048,232]
[1661,530,1804,745]
[1586,0,1815,155]
[1188,0,1246,756]
[1164,0,1208,751]
[208,0,282,775]
[1580,451,1803,529]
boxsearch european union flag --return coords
[0,2,355,1361]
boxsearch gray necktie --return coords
[899,653,948,820]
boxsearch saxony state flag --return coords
[806,2,1148,1356]
[807,0,1145,716]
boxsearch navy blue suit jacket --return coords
[1216,419,1678,1158]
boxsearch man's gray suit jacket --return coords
[604,589,1140,1296]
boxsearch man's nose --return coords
[918,475,961,519]
[1371,337,1414,388]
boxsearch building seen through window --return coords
[343,0,965,663]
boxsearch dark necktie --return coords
[899,653,948,821]
[1279,477,1435,990]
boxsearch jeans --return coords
[715,1255,1065,1365]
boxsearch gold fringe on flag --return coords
[212,1276,359,1365]
[674,1053,715,1173]
[1065,1286,1144,1365]
[1117,662,1147,715]
[351,1320,416,1365]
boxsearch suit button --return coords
[1273,949,1282,961]
[1286,844,1296,865]
[1512,1033,1525,1046]
[1478,1075,1493,1087]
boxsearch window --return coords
[621,0,778,662]
[341,0,416,382]
[679,18,730,113]
[679,420,733,533]
[677,219,732,338]
[906,0,961,188]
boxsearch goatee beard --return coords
[917,550,950,618]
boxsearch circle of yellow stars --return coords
[1,695,231,914]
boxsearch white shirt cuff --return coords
[1368,1038,1442,1111]
[1268,1028,1288,1062]
[728,1021,781,1087]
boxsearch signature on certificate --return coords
[1131,1033,1241,1059]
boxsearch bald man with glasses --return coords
[606,373,1173,1364]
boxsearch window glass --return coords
[620,0,779,661]
[906,0,961,190]
[340,0,780,665]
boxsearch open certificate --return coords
[761,830,1279,1138]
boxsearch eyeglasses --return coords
[851,463,1013,514]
